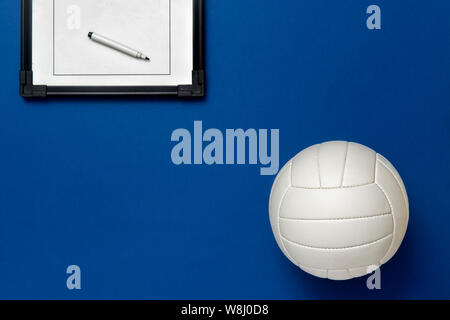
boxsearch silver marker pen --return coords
[88,32,150,61]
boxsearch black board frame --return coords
[20,0,205,97]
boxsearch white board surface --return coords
[32,0,193,86]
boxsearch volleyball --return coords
[269,141,409,280]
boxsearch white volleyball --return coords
[269,141,409,280]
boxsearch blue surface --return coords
[1,0,450,299]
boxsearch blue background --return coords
[1,0,449,299]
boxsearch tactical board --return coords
[20,0,204,97]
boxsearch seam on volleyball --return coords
[279,211,392,221]
[299,263,377,274]
[281,233,393,250]
[290,181,376,190]
[317,144,322,188]
[373,151,377,184]
[340,142,350,187]
[278,162,297,265]
[377,156,409,212]
[374,160,396,264]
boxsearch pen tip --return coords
[145,57,150,61]
[88,32,93,39]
